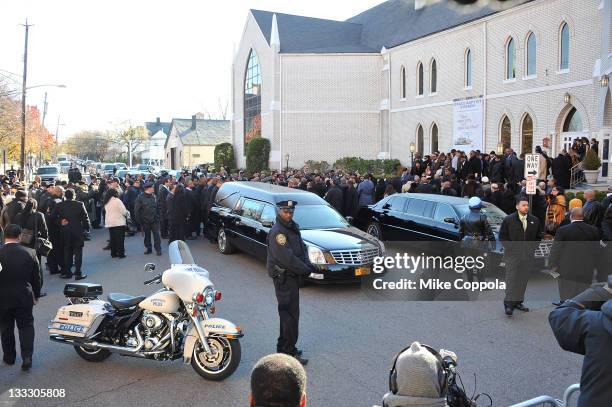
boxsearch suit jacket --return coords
[0,242,41,308]
[51,200,91,241]
[499,212,542,258]
[549,221,601,282]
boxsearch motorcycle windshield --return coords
[162,265,213,303]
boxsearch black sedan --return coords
[206,182,385,283]
[355,193,506,254]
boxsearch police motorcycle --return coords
[49,241,243,381]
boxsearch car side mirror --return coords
[444,217,458,225]
[382,203,391,210]
[233,209,244,216]
[144,263,156,273]
[345,216,354,225]
[261,220,274,228]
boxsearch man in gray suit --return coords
[357,174,375,206]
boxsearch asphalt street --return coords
[0,229,583,407]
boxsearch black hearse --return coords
[355,193,506,254]
[206,182,385,283]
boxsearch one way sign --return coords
[525,154,540,179]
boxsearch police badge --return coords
[276,233,287,246]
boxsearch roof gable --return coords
[169,119,231,146]
[250,9,375,53]
[249,0,532,54]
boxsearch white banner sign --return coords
[453,96,483,152]
[524,154,540,179]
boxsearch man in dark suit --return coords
[499,196,542,316]
[549,207,601,301]
[0,224,41,371]
[50,189,91,280]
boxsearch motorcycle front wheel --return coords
[74,345,112,362]
[191,337,241,381]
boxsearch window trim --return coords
[559,22,570,71]
[400,65,407,99]
[505,37,516,80]
[416,124,424,154]
[465,48,473,88]
[430,58,437,94]
[525,32,536,77]
[417,61,424,96]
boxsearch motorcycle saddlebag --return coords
[49,300,109,338]
[63,283,103,298]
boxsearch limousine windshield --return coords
[292,205,348,230]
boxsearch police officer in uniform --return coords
[267,200,314,365]
[459,197,495,283]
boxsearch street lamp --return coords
[600,74,609,88]
[1,83,66,97]
[409,142,416,167]
[284,153,290,172]
[497,141,504,155]
[564,92,571,104]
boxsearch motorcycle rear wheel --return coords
[74,345,112,362]
[191,337,241,381]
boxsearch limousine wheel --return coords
[218,227,235,254]
[366,222,383,240]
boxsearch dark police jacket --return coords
[134,192,159,224]
[266,216,313,279]
[0,242,41,308]
[549,300,612,407]
[499,211,541,259]
[50,200,91,245]
[459,210,495,250]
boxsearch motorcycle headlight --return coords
[203,288,215,306]
[307,245,327,264]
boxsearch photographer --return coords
[375,342,459,407]
[548,280,612,407]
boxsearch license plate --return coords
[58,323,86,333]
[355,267,371,276]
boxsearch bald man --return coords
[549,208,601,302]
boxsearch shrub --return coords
[333,157,401,177]
[214,143,235,171]
[304,160,331,173]
[582,149,601,170]
[246,138,270,174]
[565,190,606,202]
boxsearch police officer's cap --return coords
[468,197,482,209]
[277,200,297,212]
[143,181,154,189]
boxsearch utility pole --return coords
[55,115,61,161]
[42,91,48,127]
[20,20,32,181]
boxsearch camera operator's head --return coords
[250,353,307,407]
[383,342,448,407]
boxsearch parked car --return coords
[206,182,385,283]
[100,163,117,176]
[356,193,506,254]
[36,165,61,184]
[59,161,71,173]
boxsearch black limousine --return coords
[355,193,506,254]
[206,182,385,283]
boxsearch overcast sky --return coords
[0,0,383,139]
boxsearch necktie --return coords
[520,215,527,231]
